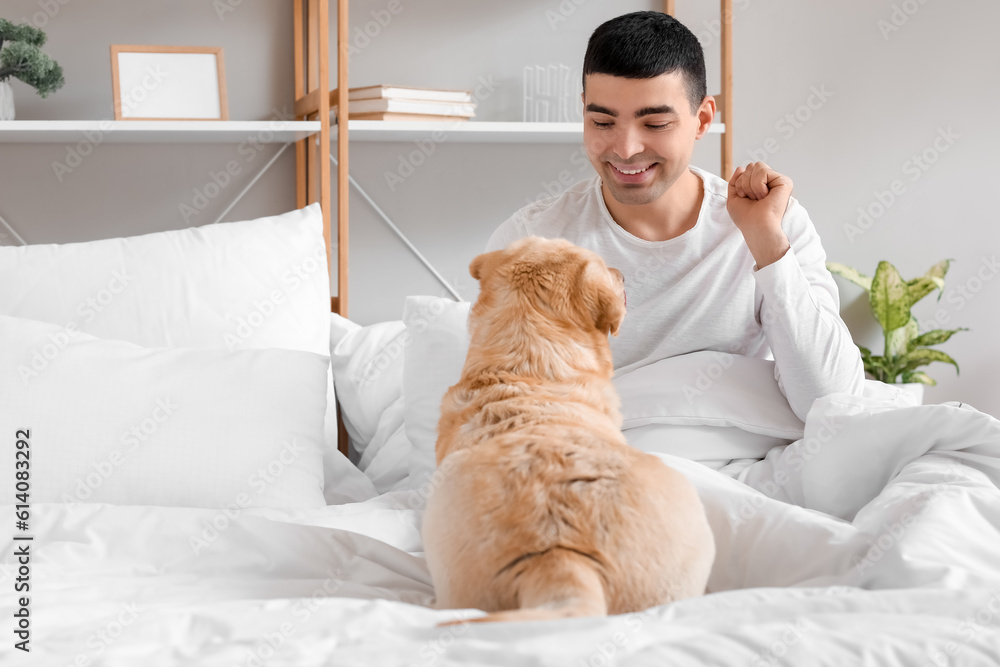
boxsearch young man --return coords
[485,11,863,420]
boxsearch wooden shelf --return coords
[0,120,322,143]
[333,120,727,144]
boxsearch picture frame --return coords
[110,45,229,121]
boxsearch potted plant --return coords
[826,259,967,403]
[0,18,65,120]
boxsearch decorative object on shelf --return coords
[110,45,228,121]
[522,63,581,123]
[827,258,967,402]
[0,18,65,120]
[331,85,474,122]
[0,79,10,121]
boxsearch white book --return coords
[348,85,473,104]
[333,98,476,117]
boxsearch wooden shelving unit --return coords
[0,120,321,143]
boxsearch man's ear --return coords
[469,249,503,282]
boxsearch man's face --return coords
[582,72,708,206]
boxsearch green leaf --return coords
[0,19,47,47]
[0,33,63,97]
[886,355,909,384]
[901,370,937,386]
[925,259,952,281]
[924,259,952,301]
[21,57,63,98]
[863,354,892,382]
[905,277,942,308]
[887,317,919,358]
[826,262,872,292]
[857,345,874,365]
[898,348,960,376]
[870,261,911,336]
[909,327,968,349]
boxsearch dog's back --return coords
[422,237,715,624]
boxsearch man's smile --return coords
[609,161,658,184]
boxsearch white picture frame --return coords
[111,45,229,121]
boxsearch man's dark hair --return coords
[583,11,707,115]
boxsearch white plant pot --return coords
[0,81,14,121]
[891,382,925,405]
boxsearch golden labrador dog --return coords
[422,236,715,624]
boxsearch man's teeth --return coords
[615,165,651,175]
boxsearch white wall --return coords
[2,0,997,415]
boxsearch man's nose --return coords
[612,126,645,160]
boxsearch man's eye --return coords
[591,120,613,128]
[647,123,671,130]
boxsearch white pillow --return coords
[400,297,804,485]
[613,351,805,438]
[0,205,354,501]
[623,424,791,464]
[0,314,327,508]
[360,397,413,494]
[401,296,471,489]
[0,204,329,354]
[329,314,407,459]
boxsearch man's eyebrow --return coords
[584,104,678,118]
[585,103,617,117]
[634,105,677,117]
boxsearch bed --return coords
[2,203,999,666]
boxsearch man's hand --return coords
[727,162,793,269]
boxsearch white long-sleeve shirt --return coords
[484,165,865,420]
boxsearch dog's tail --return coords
[441,547,607,626]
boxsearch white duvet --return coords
[4,390,1000,666]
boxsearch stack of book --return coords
[330,85,475,122]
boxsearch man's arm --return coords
[729,162,865,420]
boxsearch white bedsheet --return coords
[4,391,1000,666]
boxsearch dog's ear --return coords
[469,249,504,282]
[582,261,626,337]
[596,284,626,337]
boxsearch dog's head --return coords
[469,236,626,338]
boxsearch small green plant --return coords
[826,259,967,386]
[0,18,64,98]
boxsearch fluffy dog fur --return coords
[422,236,715,624]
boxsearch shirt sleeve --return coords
[752,197,865,421]
[484,212,528,253]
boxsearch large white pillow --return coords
[400,297,805,486]
[614,351,804,463]
[614,351,805,437]
[329,314,407,460]
[402,296,471,489]
[0,205,355,502]
[0,204,329,354]
[0,314,327,508]
[623,425,792,466]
